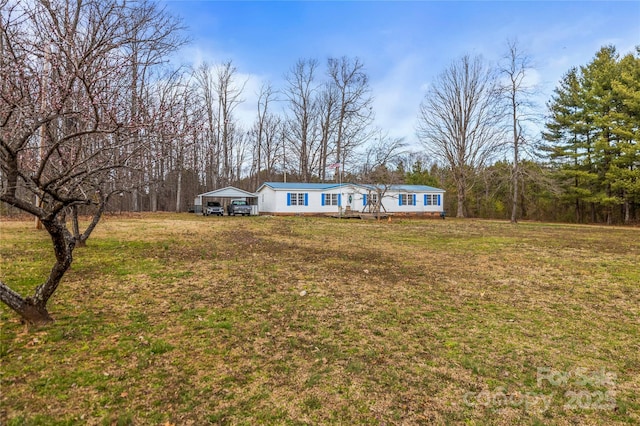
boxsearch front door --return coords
[346,193,354,212]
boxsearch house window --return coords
[399,194,416,206]
[287,193,308,206]
[425,194,434,205]
[424,194,442,206]
[323,193,339,206]
[364,193,378,206]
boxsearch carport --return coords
[193,186,258,215]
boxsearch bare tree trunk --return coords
[454,167,467,218]
[500,40,534,224]
[510,93,519,223]
[70,205,82,246]
[176,168,183,212]
[624,193,630,224]
[150,185,158,212]
[511,128,519,223]
[174,134,184,212]
[576,199,580,223]
[520,177,527,218]
[79,202,107,246]
[70,194,108,247]
[131,188,139,212]
[0,216,75,324]
[456,188,465,218]
[0,283,53,325]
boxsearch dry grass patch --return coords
[1,214,638,425]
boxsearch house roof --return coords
[364,184,446,193]
[197,186,257,199]
[257,182,445,193]
[258,182,345,191]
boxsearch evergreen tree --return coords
[543,45,639,223]
[608,49,640,223]
[543,67,597,222]
[405,160,439,187]
[581,46,620,223]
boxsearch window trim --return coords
[399,193,416,206]
[287,192,308,206]
[322,193,339,206]
[424,193,442,206]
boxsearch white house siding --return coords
[257,183,445,216]
[385,192,444,214]
[262,189,342,215]
[258,186,277,213]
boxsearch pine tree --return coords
[543,45,639,223]
[543,68,597,222]
[608,48,640,223]
[581,46,620,223]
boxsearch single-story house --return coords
[193,186,258,214]
[256,182,445,216]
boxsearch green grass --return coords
[1,214,639,424]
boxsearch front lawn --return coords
[1,214,638,425]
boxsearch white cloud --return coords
[522,68,542,89]
[232,73,268,132]
[371,54,426,143]
[169,45,270,133]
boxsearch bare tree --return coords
[161,75,200,212]
[232,129,249,184]
[317,81,339,181]
[499,39,536,223]
[0,0,185,324]
[327,57,374,172]
[284,59,321,182]
[417,55,506,217]
[215,61,246,186]
[191,61,246,189]
[358,131,407,218]
[193,62,220,189]
[251,82,279,187]
[124,0,186,211]
[141,70,179,212]
[259,108,284,182]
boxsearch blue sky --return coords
[163,0,640,145]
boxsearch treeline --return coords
[95,56,378,213]
[107,45,639,225]
[407,47,639,225]
[1,0,638,225]
[543,46,639,224]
